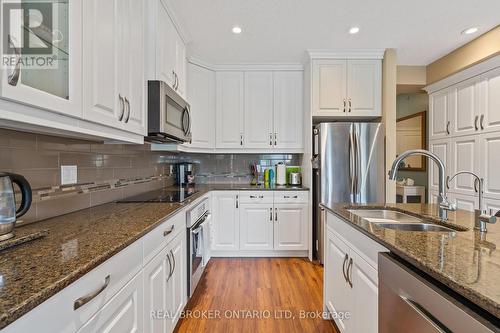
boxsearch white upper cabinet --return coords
[429,89,451,140]
[346,60,381,117]
[274,71,304,149]
[312,60,347,116]
[187,63,216,149]
[244,72,274,148]
[481,67,500,133]
[83,0,120,129]
[83,0,146,135]
[214,69,304,151]
[312,59,381,118]
[0,0,83,117]
[216,72,245,148]
[147,0,186,98]
[119,0,146,135]
[450,77,480,137]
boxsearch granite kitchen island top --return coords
[321,202,500,321]
[0,183,307,329]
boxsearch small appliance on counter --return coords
[288,172,302,186]
[176,163,196,186]
[0,173,32,241]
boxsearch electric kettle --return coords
[0,172,32,241]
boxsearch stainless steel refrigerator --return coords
[312,122,385,263]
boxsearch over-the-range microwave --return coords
[146,80,192,143]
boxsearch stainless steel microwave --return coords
[147,80,192,143]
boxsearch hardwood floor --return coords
[174,258,338,333]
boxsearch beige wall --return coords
[397,66,426,85]
[427,25,500,84]
[383,49,397,203]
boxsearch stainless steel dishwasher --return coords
[379,253,499,333]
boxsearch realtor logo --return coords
[2,1,60,71]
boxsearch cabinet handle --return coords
[274,133,277,146]
[240,134,244,146]
[475,115,479,131]
[118,95,125,121]
[166,252,173,282]
[7,36,21,86]
[343,99,346,113]
[163,225,175,237]
[270,208,273,221]
[270,133,273,146]
[236,195,239,208]
[474,178,479,193]
[342,254,349,282]
[284,195,298,199]
[347,258,353,288]
[250,195,264,199]
[275,208,278,222]
[74,275,110,310]
[348,98,352,112]
[168,250,176,281]
[124,97,130,123]
[480,114,484,130]
[172,71,178,90]
[446,121,450,135]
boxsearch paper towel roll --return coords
[276,163,287,185]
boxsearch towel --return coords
[202,214,212,266]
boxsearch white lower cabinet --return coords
[77,272,144,333]
[324,212,388,333]
[165,231,187,330]
[324,230,352,332]
[144,228,187,333]
[240,203,274,250]
[211,191,309,256]
[211,191,240,252]
[274,204,308,250]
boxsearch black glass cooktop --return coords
[118,186,198,203]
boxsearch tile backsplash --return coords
[0,129,301,224]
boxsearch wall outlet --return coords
[61,165,78,185]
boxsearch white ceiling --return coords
[169,0,500,65]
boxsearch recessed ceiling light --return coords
[232,26,242,34]
[462,27,479,35]
[349,26,360,34]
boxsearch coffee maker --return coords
[176,163,195,186]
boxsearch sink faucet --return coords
[388,149,456,220]
[448,171,499,233]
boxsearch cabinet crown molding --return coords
[306,49,385,61]
[188,57,303,71]
[424,54,500,94]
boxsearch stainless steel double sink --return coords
[347,209,460,233]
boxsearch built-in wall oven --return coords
[186,198,211,297]
[147,80,192,143]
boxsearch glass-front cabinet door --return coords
[0,0,82,117]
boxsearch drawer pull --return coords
[250,195,264,199]
[284,195,298,199]
[163,225,175,237]
[74,275,110,310]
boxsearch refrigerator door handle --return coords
[349,125,356,203]
[355,125,362,200]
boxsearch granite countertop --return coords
[0,183,307,329]
[321,202,500,320]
